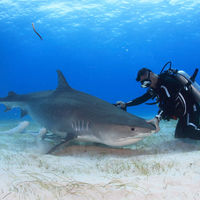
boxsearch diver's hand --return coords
[146,117,160,133]
[155,114,161,122]
[115,101,127,109]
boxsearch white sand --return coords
[0,120,200,200]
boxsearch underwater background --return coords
[1,0,200,120]
[1,1,200,199]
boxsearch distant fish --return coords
[32,23,43,40]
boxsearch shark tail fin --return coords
[56,70,72,90]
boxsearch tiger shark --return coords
[0,70,159,153]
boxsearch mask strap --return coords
[147,70,150,80]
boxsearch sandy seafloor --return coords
[0,119,200,200]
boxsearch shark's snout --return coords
[97,123,155,147]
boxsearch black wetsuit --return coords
[126,73,200,139]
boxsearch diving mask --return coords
[140,71,152,88]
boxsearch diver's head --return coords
[136,68,158,89]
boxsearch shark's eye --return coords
[131,127,135,131]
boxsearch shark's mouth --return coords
[103,136,145,147]
[78,132,149,147]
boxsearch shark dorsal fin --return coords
[56,70,72,90]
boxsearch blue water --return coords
[0,0,200,119]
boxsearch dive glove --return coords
[115,101,127,111]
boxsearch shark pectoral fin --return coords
[20,109,28,118]
[47,133,76,154]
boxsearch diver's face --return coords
[140,71,152,88]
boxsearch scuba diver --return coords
[116,61,200,139]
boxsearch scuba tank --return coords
[160,61,200,104]
[175,70,200,104]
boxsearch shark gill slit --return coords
[71,120,91,132]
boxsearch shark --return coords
[0,70,159,153]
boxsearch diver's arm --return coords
[126,91,153,107]
[115,89,155,110]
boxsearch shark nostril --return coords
[131,127,135,131]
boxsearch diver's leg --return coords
[47,133,76,154]
[175,117,188,138]
[185,107,200,140]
